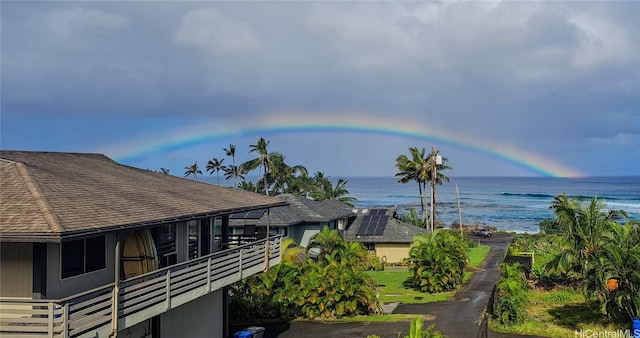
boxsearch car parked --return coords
[472,228,492,237]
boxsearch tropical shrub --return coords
[408,230,469,293]
[590,221,640,321]
[543,194,639,322]
[538,217,565,234]
[229,228,383,320]
[367,318,444,338]
[495,263,529,325]
[402,208,423,228]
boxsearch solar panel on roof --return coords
[369,209,387,215]
[246,209,265,218]
[357,212,389,236]
[230,209,265,219]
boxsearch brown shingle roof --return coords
[0,151,285,242]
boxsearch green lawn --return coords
[490,287,626,338]
[367,244,491,304]
[468,244,491,268]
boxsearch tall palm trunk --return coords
[262,160,269,196]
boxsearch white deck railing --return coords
[0,235,282,338]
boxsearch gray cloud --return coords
[1,1,638,176]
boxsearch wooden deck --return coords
[0,236,282,337]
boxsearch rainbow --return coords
[106,114,583,177]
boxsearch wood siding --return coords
[0,242,33,298]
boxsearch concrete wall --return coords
[376,243,411,264]
[160,289,224,338]
[119,320,152,338]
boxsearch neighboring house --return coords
[344,208,428,263]
[229,194,354,247]
[0,151,286,338]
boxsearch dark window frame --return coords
[153,224,177,268]
[61,236,106,279]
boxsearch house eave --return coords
[0,201,287,243]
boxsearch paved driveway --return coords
[230,234,543,338]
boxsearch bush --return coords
[495,263,529,325]
[229,229,383,321]
[367,318,444,338]
[408,230,469,293]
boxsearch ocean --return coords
[343,176,640,233]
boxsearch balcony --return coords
[0,235,282,338]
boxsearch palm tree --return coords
[236,180,257,192]
[223,144,237,187]
[160,168,170,175]
[206,157,225,186]
[597,221,640,321]
[308,226,346,254]
[545,194,639,321]
[184,162,202,180]
[224,165,245,187]
[402,208,422,227]
[395,147,452,230]
[268,152,308,195]
[310,177,357,207]
[242,137,271,195]
[395,147,430,228]
[291,172,316,198]
[545,194,624,278]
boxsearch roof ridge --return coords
[15,161,64,233]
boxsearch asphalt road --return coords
[230,234,544,338]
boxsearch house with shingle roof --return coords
[229,194,355,247]
[344,208,428,263]
[0,150,286,338]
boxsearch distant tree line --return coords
[176,137,356,206]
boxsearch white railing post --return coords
[238,249,243,279]
[113,232,121,337]
[63,302,70,338]
[165,270,171,311]
[207,257,212,292]
[48,302,54,336]
[111,285,119,337]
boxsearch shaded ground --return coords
[230,234,544,338]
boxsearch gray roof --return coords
[0,151,286,242]
[229,194,354,227]
[344,208,428,243]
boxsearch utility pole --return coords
[430,147,442,233]
[456,184,463,237]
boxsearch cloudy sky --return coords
[2,1,638,178]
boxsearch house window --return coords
[363,242,376,251]
[61,236,106,279]
[213,217,222,241]
[200,219,211,256]
[188,221,199,260]
[154,224,176,268]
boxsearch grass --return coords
[490,286,629,338]
[468,244,491,268]
[366,244,491,304]
[321,313,434,323]
[366,269,455,303]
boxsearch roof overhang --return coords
[0,201,287,243]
